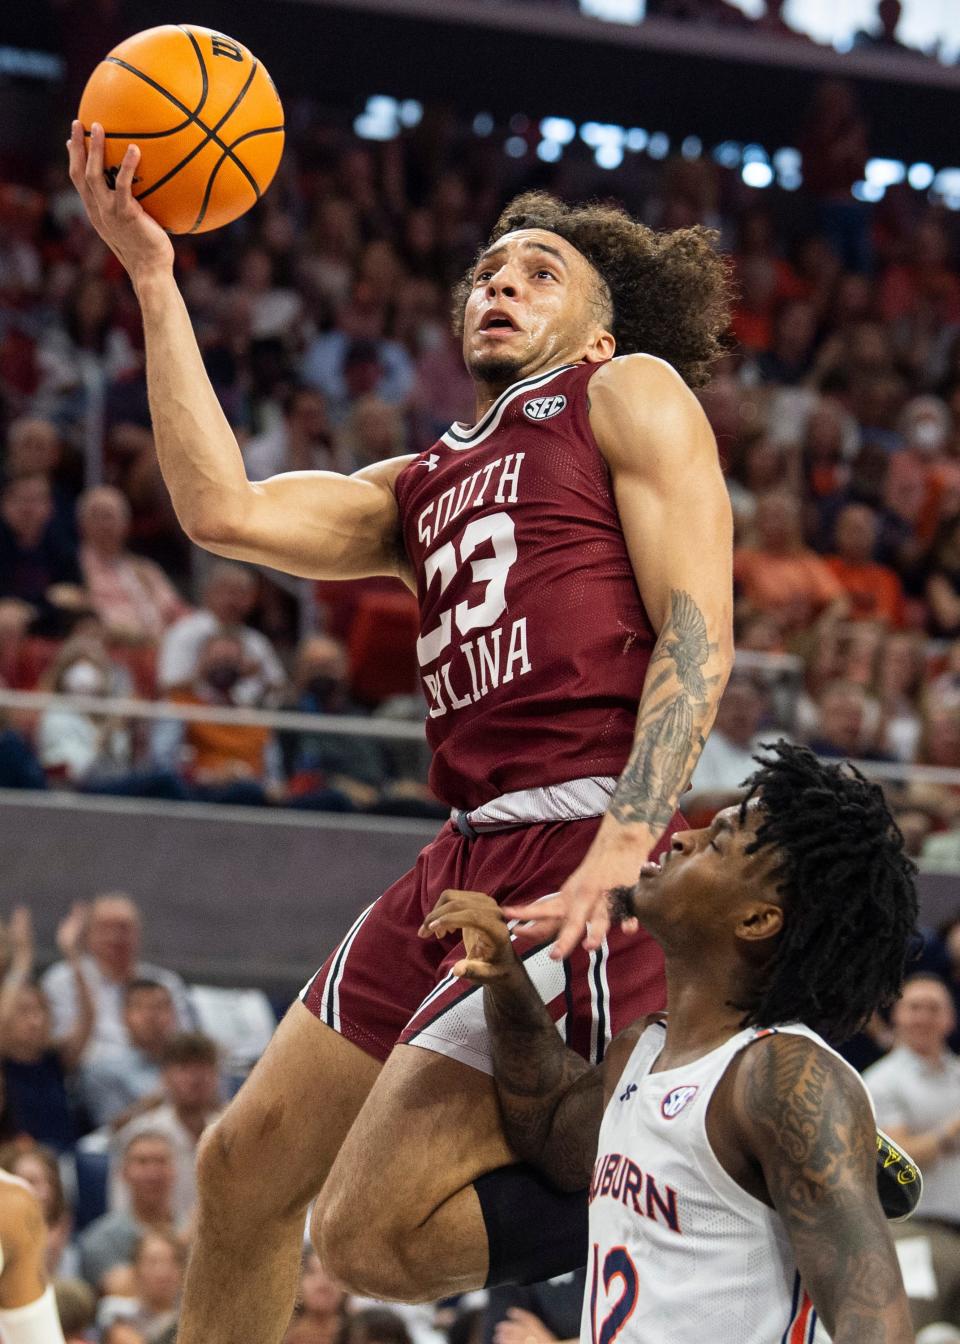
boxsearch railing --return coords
[4,683,960,789]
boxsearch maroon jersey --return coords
[395,359,657,810]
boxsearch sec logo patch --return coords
[523,394,567,421]
[661,1085,699,1119]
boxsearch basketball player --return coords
[67,125,735,1335]
[426,743,919,1344]
[0,1167,65,1343]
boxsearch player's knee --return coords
[312,1195,427,1301]
[195,1111,308,1223]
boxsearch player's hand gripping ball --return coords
[78,24,284,234]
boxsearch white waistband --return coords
[451,776,618,835]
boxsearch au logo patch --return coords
[661,1085,698,1119]
[523,394,567,421]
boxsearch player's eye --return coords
[534,269,556,280]
[709,838,722,853]
[475,270,493,283]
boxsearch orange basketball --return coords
[78,25,284,235]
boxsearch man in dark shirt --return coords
[0,473,82,632]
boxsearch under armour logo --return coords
[618,1082,638,1103]
[416,453,440,471]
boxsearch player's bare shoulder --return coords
[586,353,716,475]
[0,1172,45,1257]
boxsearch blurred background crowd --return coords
[2,0,960,1334]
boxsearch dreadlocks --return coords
[452,191,732,389]
[736,740,918,1042]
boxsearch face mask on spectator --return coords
[61,660,107,695]
[205,661,242,692]
[909,420,946,455]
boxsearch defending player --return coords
[68,125,733,1335]
[0,1168,65,1344]
[427,743,919,1344]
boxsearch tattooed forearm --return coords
[608,588,729,830]
[741,1035,914,1344]
[484,967,600,1190]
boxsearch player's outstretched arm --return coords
[67,123,411,582]
[505,355,734,958]
[423,890,642,1191]
[733,1033,914,1344]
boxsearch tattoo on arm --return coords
[609,588,726,831]
[484,970,601,1191]
[741,1035,914,1344]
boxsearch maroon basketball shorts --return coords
[300,809,686,1073]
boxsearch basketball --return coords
[77,25,284,236]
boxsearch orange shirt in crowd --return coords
[168,689,270,779]
[824,556,905,627]
[733,547,844,630]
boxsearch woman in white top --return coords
[0,1167,64,1342]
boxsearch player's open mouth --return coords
[639,861,662,879]
[479,310,520,334]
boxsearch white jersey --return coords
[582,1021,871,1344]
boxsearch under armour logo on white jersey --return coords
[416,453,440,471]
[523,394,567,421]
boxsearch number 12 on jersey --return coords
[590,1243,640,1344]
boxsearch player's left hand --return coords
[502,830,644,960]
[419,889,518,981]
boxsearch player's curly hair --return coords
[735,741,919,1042]
[451,191,732,389]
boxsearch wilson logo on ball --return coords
[523,394,567,421]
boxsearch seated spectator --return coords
[81,980,178,1129]
[233,244,304,343]
[77,486,189,645]
[37,638,185,799]
[283,634,388,810]
[292,1250,348,1344]
[339,395,408,468]
[99,1230,184,1343]
[54,1277,97,1344]
[684,677,767,819]
[111,1032,224,1229]
[0,905,91,1150]
[805,677,888,761]
[102,1323,149,1344]
[864,976,960,1335]
[344,1309,412,1344]
[0,711,46,790]
[925,515,960,638]
[78,1131,178,1288]
[825,503,905,627]
[243,386,345,479]
[733,490,847,636]
[301,283,415,424]
[877,631,924,762]
[152,632,284,806]
[157,562,286,706]
[1,1141,81,1277]
[4,416,80,544]
[0,473,83,634]
[41,892,193,1063]
[752,298,817,385]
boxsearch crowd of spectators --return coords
[3,60,960,853]
[0,893,575,1344]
